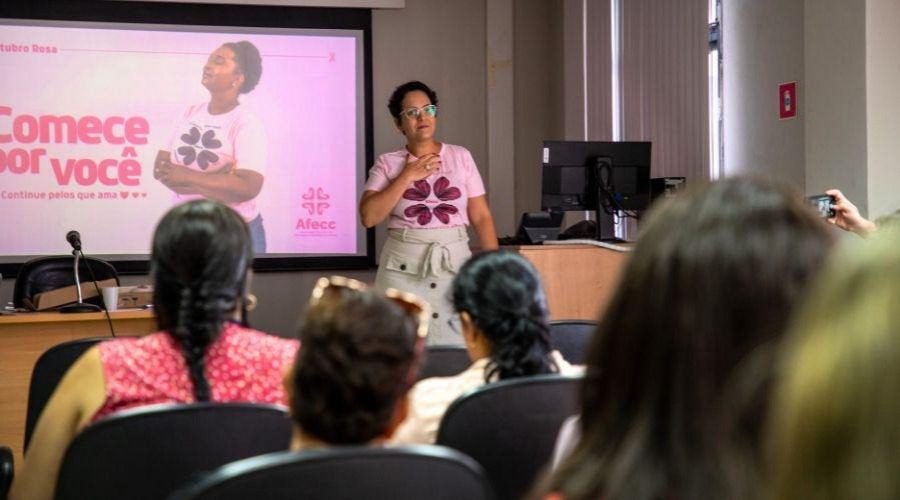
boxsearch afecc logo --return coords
[296,186,336,231]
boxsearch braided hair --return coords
[151,200,253,401]
[451,250,557,382]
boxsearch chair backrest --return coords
[0,445,12,500]
[170,445,494,500]
[55,403,292,500]
[436,374,582,500]
[549,320,597,364]
[24,337,129,452]
[13,255,119,309]
[417,345,472,381]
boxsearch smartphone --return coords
[807,194,836,218]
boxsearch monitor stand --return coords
[595,208,626,243]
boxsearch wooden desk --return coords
[510,243,629,321]
[0,310,156,466]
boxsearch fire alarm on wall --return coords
[779,81,797,120]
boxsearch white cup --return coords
[101,287,119,311]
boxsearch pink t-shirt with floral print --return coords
[363,144,486,229]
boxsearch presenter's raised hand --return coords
[400,153,441,183]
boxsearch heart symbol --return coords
[120,192,130,199]
[141,193,147,198]
[132,192,140,198]
[181,127,200,145]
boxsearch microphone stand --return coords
[59,248,102,314]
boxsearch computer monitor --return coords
[541,140,652,212]
[541,141,652,240]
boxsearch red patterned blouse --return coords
[93,322,299,421]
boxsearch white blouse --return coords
[390,351,582,445]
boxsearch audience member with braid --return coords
[287,281,421,448]
[390,250,581,445]
[12,200,298,500]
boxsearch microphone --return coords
[66,230,82,251]
[60,229,102,314]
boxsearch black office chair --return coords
[169,445,494,500]
[549,320,597,364]
[24,337,133,452]
[0,445,12,500]
[436,374,582,500]
[417,345,472,381]
[54,403,292,500]
[13,255,119,310]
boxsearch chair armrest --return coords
[0,445,13,500]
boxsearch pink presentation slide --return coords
[0,22,362,256]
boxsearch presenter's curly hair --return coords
[223,40,262,94]
[536,176,835,500]
[452,250,558,382]
[151,200,253,402]
[291,290,418,444]
[387,80,439,123]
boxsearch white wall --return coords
[804,0,867,212]
[486,0,516,237]
[514,0,565,218]
[728,0,900,219]
[865,0,900,219]
[372,0,487,170]
[723,0,806,188]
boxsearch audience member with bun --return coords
[390,250,580,445]
[533,177,834,500]
[11,200,297,500]
[766,227,900,500]
[288,276,424,448]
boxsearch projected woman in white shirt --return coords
[154,41,268,253]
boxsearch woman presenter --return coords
[359,81,498,344]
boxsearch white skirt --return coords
[374,226,471,345]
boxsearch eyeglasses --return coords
[399,104,437,120]
[309,276,430,340]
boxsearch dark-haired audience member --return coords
[288,277,423,448]
[11,200,297,500]
[390,250,580,445]
[766,227,900,500]
[534,177,834,500]
[154,40,268,253]
[359,80,498,344]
